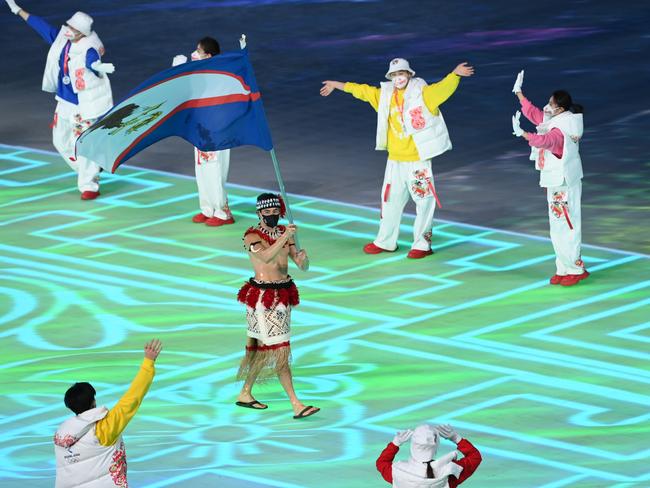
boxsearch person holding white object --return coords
[321,58,473,258]
[512,70,589,287]
[376,424,482,487]
[171,36,236,227]
[5,1,114,200]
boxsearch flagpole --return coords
[269,148,301,251]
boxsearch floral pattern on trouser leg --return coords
[410,168,434,199]
[549,191,569,220]
[547,182,584,275]
[51,112,101,192]
[73,113,94,138]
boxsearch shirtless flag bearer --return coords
[235,193,319,420]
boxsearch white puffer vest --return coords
[392,451,463,488]
[43,28,113,120]
[533,111,584,188]
[376,77,452,160]
[54,407,128,488]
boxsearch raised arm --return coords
[519,97,544,126]
[449,439,483,487]
[511,70,545,125]
[321,80,381,110]
[437,425,482,488]
[376,430,413,484]
[423,62,473,110]
[94,339,162,446]
[5,1,60,44]
[376,442,399,484]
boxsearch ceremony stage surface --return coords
[1,144,648,487]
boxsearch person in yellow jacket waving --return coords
[321,58,474,258]
[53,339,162,488]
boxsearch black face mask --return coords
[262,214,280,228]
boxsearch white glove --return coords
[5,0,21,14]
[437,424,461,444]
[172,54,187,67]
[512,110,524,137]
[392,429,413,447]
[91,61,115,74]
[512,69,524,93]
[239,34,247,50]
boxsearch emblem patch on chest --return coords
[409,106,426,130]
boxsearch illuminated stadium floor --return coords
[0,143,648,487]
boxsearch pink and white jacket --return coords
[520,97,584,188]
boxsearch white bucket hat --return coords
[66,11,93,37]
[385,58,416,80]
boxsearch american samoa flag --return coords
[76,48,273,173]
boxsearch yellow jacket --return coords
[344,73,460,161]
[95,358,155,446]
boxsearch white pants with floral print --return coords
[194,148,231,219]
[547,180,584,275]
[52,101,101,193]
[374,159,437,252]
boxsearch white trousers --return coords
[194,148,231,219]
[546,180,584,275]
[52,101,101,193]
[374,159,437,251]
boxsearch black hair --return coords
[198,37,221,56]
[64,382,96,414]
[552,90,584,114]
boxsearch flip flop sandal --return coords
[235,400,268,410]
[293,405,320,419]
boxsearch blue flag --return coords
[76,48,273,173]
